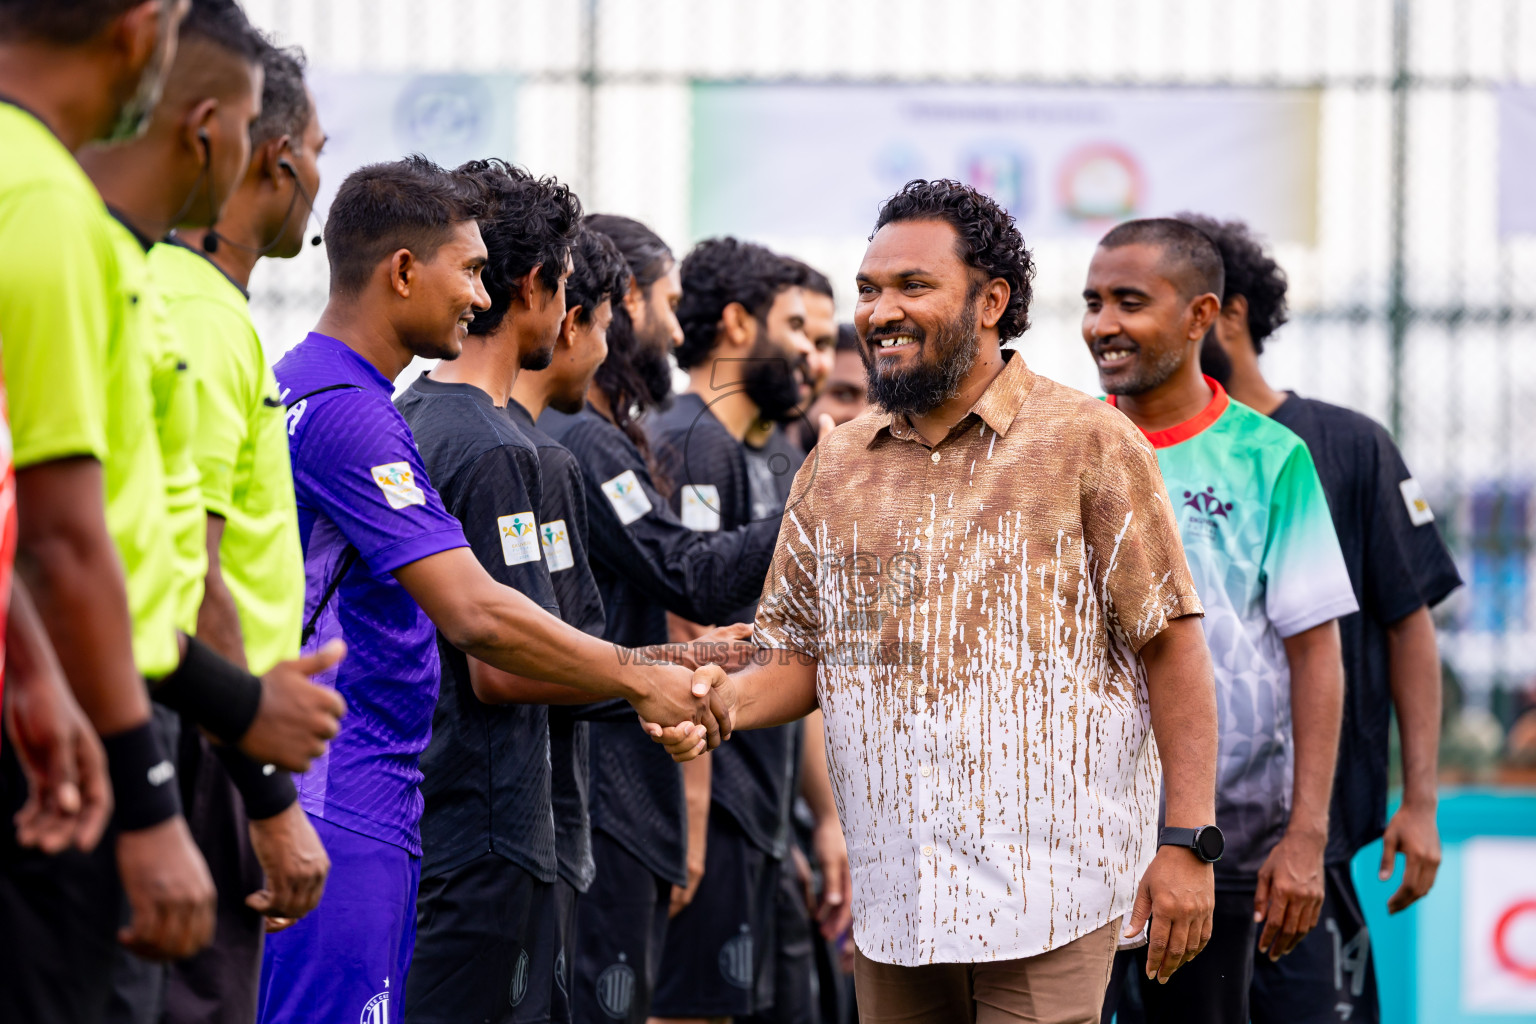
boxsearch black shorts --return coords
[1101,887,1256,1024]
[403,852,557,1024]
[741,859,817,1024]
[572,829,671,1024]
[651,806,780,1019]
[529,877,579,1024]
[0,737,123,1024]
[1249,863,1379,1024]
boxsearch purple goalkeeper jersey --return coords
[275,332,468,854]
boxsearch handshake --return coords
[628,623,756,761]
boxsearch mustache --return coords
[865,322,927,345]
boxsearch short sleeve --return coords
[0,187,112,468]
[1262,442,1360,637]
[289,393,467,575]
[752,458,823,658]
[448,446,559,613]
[185,300,260,518]
[1082,430,1204,651]
[1361,427,1462,624]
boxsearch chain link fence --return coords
[241,0,1536,775]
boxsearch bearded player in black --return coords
[540,217,782,1024]
[645,238,814,1024]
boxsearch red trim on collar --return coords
[1107,377,1229,449]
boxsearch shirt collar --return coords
[105,205,155,253]
[1106,375,1230,449]
[164,234,250,300]
[869,349,1035,448]
[302,331,396,395]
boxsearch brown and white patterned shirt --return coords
[753,352,1201,966]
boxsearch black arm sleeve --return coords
[565,419,780,623]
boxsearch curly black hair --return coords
[1174,213,1289,353]
[565,224,629,324]
[674,237,801,370]
[455,158,582,337]
[871,179,1035,340]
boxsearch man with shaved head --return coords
[1084,219,1356,1024]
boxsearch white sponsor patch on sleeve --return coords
[601,469,653,525]
[497,511,542,565]
[540,519,575,572]
[370,461,427,509]
[1399,477,1435,526]
[681,484,722,532]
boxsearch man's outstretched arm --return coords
[1127,615,1218,985]
[395,546,727,741]
[645,648,819,759]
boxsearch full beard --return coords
[865,303,979,417]
[632,312,676,407]
[742,336,808,424]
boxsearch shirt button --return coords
[930,450,941,463]
[919,765,931,777]
[921,845,935,857]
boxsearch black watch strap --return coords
[1158,824,1223,862]
[1159,826,1199,850]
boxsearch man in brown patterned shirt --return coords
[649,180,1220,1024]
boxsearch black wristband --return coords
[102,721,180,831]
[211,744,297,821]
[151,636,263,746]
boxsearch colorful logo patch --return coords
[497,511,541,565]
[601,469,653,526]
[541,518,575,572]
[681,483,722,532]
[370,461,426,509]
[1399,477,1435,526]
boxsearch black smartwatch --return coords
[1159,825,1224,863]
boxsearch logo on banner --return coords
[1462,837,1536,1012]
[394,75,491,151]
[1058,142,1143,222]
[964,145,1030,217]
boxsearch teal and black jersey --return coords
[1111,379,1357,885]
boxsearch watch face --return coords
[1195,825,1225,862]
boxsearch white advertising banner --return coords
[307,72,520,215]
[1500,87,1536,238]
[1461,837,1536,1013]
[690,84,1320,243]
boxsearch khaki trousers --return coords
[852,918,1121,1024]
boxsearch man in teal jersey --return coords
[1083,218,1356,1024]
